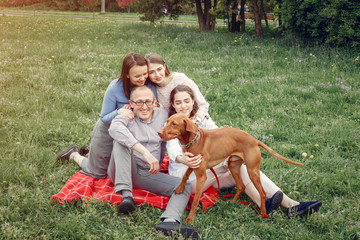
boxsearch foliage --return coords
[82,0,100,13]
[116,0,133,7]
[281,0,360,48]
[0,0,39,7]
[1,14,360,239]
[131,0,183,22]
[82,0,99,7]
[0,0,98,11]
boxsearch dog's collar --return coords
[181,128,200,149]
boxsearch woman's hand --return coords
[117,104,135,120]
[176,152,202,168]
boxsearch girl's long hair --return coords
[169,85,199,118]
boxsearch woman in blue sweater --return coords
[56,53,156,179]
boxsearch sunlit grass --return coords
[0,15,359,239]
[0,7,198,22]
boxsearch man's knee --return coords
[184,181,192,195]
[112,141,130,155]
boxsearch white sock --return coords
[71,152,84,167]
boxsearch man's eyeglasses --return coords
[130,99,155,107]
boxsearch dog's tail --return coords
[258,141,303,166]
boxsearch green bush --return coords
[281,0,360,48]
[0,0,97,11]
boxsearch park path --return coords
[0,11,227,26]
[0,11,199,24]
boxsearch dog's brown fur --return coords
[158,113,303,223]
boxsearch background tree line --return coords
[1,0,359,48]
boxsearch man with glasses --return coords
[107,85,199,238]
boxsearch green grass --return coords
[0,14,359,239]
[0,7,199,22]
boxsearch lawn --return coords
[0,13,359,239]
[0,7,199,22]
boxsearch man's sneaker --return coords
[287,200,322,217]
[266,190,283,214]
[56,145,78,161]
[79,145,89,156]
[155,222,200,239]
[117,197,135,215]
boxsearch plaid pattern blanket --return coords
[51,156,219,213]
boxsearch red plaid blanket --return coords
[51,156,219,213]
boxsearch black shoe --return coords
[79,145,89,156]
[117,197,135,215]
[56,145,78,161]
[155,222,200,239]
[266,190,283,214]
[287,200,322,217]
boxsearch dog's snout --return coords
[158,128,164,137]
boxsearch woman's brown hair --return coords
[119,53,148,99]
[144,53,171,77]
[169,85,199,118]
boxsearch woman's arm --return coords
[100,89,118,123]
[100,80,129,123]
[167,138,202,168]
[184,76,209,123]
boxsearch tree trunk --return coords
[210,0,217,31]
[240,0,246,32]
[260,0,269,28]
[252,0,263,36]
[195,0,217,31]
[101,0,105,14]
[227,6,230,32]
[230,1,237,33]
[195,0,207,31]
[278,0,282,27]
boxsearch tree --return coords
[195,0,218,31]
[260,0,268,28]
[251,0,262,36]
[82,0,100,16]
[101,0,105,14]
[116,0,133,13]
[132,0,183,22]
[281,0,360,47]
[132,0,218,31]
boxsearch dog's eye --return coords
[171,122,176,127]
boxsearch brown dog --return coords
[158,113,303,223]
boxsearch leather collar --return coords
[181,128,200,149]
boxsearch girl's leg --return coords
[188,161,230,193]
[79,120,113,179]
[70,152,85,167]
[219,164,321,216]
[187,160,300,208]
[240,165,299,208]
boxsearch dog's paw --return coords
[175,186,185,194]
[185,215,195,223]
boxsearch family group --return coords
[57,53,322,238]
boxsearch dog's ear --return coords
[184,118,197,134]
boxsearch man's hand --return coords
[176,152,202,168]
[143,152,160,175]
[132,143,159,175]
[117,104,135,120]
